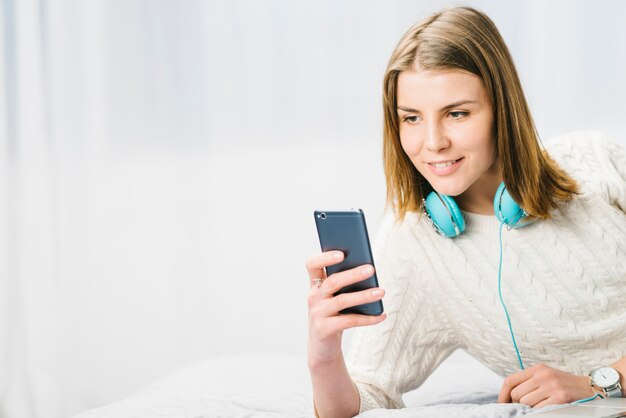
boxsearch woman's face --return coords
[397,68,497,199]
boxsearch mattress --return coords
[73,353,554,417]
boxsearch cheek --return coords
[399,128,422,157]
[473,115,495,155]
[456,118,495,158]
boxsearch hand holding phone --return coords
[305,209,387,369]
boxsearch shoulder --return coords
[370,211,417,281]
[543,131,626,203]
[370,210,435,291]
[371,211,419,255]
[371,211,433,265]
[543,130,624,175]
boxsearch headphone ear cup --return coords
[493,183,528,228]
[424,192,466,238]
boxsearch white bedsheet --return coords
[74,353,552,418]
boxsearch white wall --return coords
[1,0,625,416]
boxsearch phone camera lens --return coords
[320,213,327,220]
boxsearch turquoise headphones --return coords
[423,182,531,238]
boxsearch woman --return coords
[305,6,626,418]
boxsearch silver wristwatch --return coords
[589,366,623,398]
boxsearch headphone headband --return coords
[423,182,531,238]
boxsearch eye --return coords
[402,115,421,124]
[449,111,469,119]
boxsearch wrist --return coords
[587,376,605,397]
[308,354,345,374]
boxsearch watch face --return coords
[591,367,620,387]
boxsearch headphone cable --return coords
[498,219,606,405]
[498,220,525,370]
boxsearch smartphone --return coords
[313,209,384,316]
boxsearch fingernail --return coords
[361,266,373,275]
[333,252,343,260]
[372,289,383,297]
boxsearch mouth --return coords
[428,157,464,168]
[426,157,464,175]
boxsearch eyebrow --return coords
[397,100,478,113]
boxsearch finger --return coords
[319,287,385,317]
[533,395,558,409]
[305,251,344,282]
[510,378,539,403]
[312,313,387,339]
[324,312,387,334]
[498,368,536,403]
[518,387,548,407]
[323,264,375,295]
[498,383,512,404]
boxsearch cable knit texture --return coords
[346,131,626,414]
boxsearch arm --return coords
[344,224,461,412]
[308,214,460,415]
[305,251,387,418]
[310,357,360,418]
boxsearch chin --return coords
[427,180,468,197]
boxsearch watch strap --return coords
[606,384,623,398]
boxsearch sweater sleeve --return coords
[345,212,459,413]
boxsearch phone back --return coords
[314,209,383,316]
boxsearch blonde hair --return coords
[383,6,579,222]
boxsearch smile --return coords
[430,160,458,168]
[427,157,464,175]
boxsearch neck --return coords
[455,162,502,215]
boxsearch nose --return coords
[424,119,450,152]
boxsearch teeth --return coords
[431,160,456,168]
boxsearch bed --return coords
[73,351,554,417]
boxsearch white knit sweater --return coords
[346,131,626,413]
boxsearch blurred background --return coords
[1,0,625,417]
